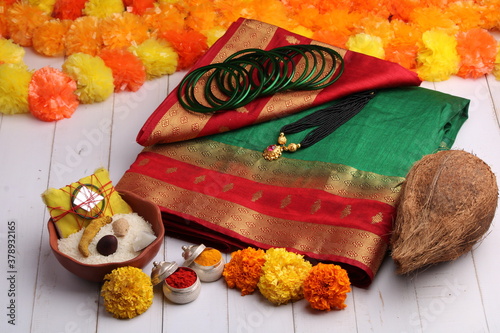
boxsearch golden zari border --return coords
[144,139,404,206]
[118,172,388,276]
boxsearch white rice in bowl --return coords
[57,213,155,265]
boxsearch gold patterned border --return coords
[144,139,404,206]
[118,172,388,276]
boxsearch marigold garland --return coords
[0,0,499,122]
[222,247,266,296]
[257,248,312,305]
[101,266,154,319]
[303,263,351,311]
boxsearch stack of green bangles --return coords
[177,44,345,114]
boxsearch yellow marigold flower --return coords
[223,247,266,296]
[101,267,154,319]
[28,0,57,14]
[303,263,351,311]
[0,38,25,64]
[101,12,149,50]
[83,0,125,18]
[0,63,32,114]
[346,33,385,59]
[417,29,460,82]
[257,248,312,305]
[62,53,114,104]
[32,19,72,57]
[129,38,178,79]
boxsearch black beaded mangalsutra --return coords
[263,90,376,161]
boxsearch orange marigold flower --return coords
[99,48,146,92]
[52,0,87,20]
[222,247,266,296]
[65,16,102,56]
[100,12,149,50]
[32,19,72,57]
[142,3,185,36]
[6,2,50,46]
[303,263,351,311]
[312,29,349,49]
[159,29,208,70]
[184,3,218,32]
[125,0,155,16]
[456,28,497,79]
[28,66,79,122]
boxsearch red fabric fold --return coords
[136,18,421,146]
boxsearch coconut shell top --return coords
[391,150,498,275]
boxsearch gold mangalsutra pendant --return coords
[262,133,300,161]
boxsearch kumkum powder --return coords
[166,267,197,289]
[194,248,222,266]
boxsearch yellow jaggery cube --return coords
[42,168,132,238]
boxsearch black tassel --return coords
[263,90,376,161]
[281,90,376,148]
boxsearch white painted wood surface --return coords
[1,44,499,333]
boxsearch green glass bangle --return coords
[176,44,345,114]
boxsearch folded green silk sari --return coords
[117,86,468,287]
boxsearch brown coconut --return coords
[391,150,498,275]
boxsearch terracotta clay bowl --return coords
[48,190,164,282]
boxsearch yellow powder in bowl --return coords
[194,248,222,266]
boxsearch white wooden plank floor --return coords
[1,42,500,333]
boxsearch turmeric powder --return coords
[194,248,222,266]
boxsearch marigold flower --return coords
[257,248,312,305]
[0,63,32,114]
[222,247,266,296]
[65,16,102,56]
[52,0,87,20]
[456,28,497,79]
[303,263,351,311]
[32,19,72,57]
[417,29,460,82]
[0,38,25,64]
[99,48,146,92]
[101,266,154,319]
[159,29,208,70]
[100,12,149,50]
[83,0,125,18]
[142,3,186,35]
[62,52,114,103]
[129,38,178,79]
[28,66,79,121]
[346,33,385,59]
[6,2,50,46]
